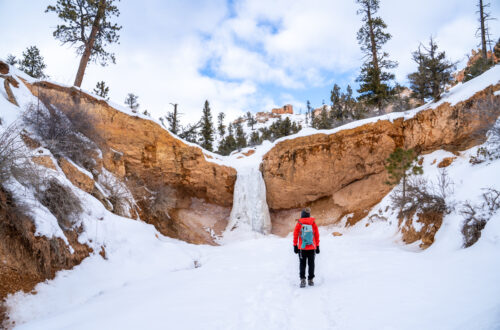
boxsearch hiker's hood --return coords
[298,217,316,225]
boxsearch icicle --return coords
[227,167,271,234]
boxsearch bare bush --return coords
[127,177,177,219]
[434,168,454,201]
[391,176,448,219]
[0,122,41,188]
[35,179,82,230]
[0,123,24,183]
[23,98,100,173]
[98,170,133,217]
[461,188,500,248]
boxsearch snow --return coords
[2,59,500,329]
[226,166,272,235]
[5,136,500,329]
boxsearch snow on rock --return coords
[226,166,271,235]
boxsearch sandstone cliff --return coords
[262,84,500,236]
[23,81,236,244]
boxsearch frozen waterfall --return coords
[226,167,272,234]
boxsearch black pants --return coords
[299,249,315,279]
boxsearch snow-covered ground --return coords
[5,143,500,330]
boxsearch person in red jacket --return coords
[293,207,320,287]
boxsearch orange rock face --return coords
[31,155,57,170]
[271,104,293,115]
[58,157,95,193]
[25,81,236,244]
[262,84,500,234]
[437,157,456,168]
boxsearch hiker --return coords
[293,207,320,288]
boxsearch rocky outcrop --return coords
[58,158,95,193]
[0,188,91,326]
[31,155,57,170]
[272,104,293,115]
[24,81,236,244]
[400,210,443,249]
[262,84,500,235]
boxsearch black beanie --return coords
[300,207,311,218]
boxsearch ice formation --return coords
[227,166,272,234]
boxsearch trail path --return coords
[7,222,500,330]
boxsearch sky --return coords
[1,0,500,124]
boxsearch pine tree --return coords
[307,100,315,126]
[330,84,343,125]
[217,112,226,138]
[234,122,247,150]
[179,122,200,143]
[408,38,455,100]
[124,93,139,112]
[385,148,423,213]
[246,111,257,130]
[423,38,455,100]
[93,81,110,100]
[352,102,368,120]
[407,45,428,103]
[6,54,17,66]
[19,46,47,78]
[218,123,237,155]
[198,100,215,151]
[356,0,397,110]
[343,85,357,121]
[280,117,292,136]
[46,0,121,87]
[494,38,500,59]
[314,105,330,130]
[166,103,180,135]
[248,131,260,147]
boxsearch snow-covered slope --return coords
[5,133,500,329]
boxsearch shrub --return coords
[461,188,500,247]
[0,122,39,187]
[23,96,101,173]
[391,176,448,219]
[35,179,83,230]
[98,170,134,217]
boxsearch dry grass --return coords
[35,179,83,230]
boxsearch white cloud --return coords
[1,0,499,127]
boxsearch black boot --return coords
[308,279,314,286]
[300,278,306,288]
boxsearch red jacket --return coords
[293,217,320,250]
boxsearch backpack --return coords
[299,220,314,249]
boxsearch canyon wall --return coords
[25,81,236,244]
[262,84,500,236]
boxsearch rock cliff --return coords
[262,84,500,236]
[24,81,236,244]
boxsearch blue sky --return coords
[1,0,500,124]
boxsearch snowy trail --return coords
[6,219,500,330]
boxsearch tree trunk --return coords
[73,0,106,87]
[402,172,406,215]
[479,0,488,59]
[366,3,382,109]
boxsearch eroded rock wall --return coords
[262,85,500,235]
[25,81,236,244]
